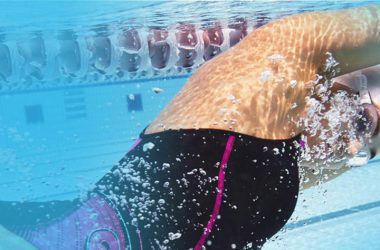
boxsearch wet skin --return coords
[2,4,380,248]
[145,4,380,141]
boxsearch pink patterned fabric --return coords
[299,139,306,149]
[14,196,126,250]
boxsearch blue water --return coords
[1,1,380,249]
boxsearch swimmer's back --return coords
[145,4,380,140]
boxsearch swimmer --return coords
[1,4,380,250]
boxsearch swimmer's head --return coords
[333,64,380,161]
[351,67,380,160]
[367,90,380,159]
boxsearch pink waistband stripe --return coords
[194,135,236,250]
[129,137,142,152]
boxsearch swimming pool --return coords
[1,1,379,249]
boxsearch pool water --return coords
[0,1,380,249]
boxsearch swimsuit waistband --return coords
[139,126,301,144]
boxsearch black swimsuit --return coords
[0,128,300,250]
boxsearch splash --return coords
[299,54,363,170]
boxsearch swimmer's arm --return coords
[228,4,380,138]
[148,4,380,139]
[275,4,380,77]
[0,225,37,250]
[242,4,380,78]
[320,4,380,76]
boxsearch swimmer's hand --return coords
[0,225,37,250]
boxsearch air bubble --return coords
[143,142,155,152]
[290,80,298,88]
[152,87,164,93]
[273,148,280,155]
[158,199,165,205]
[168,232,182,240]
